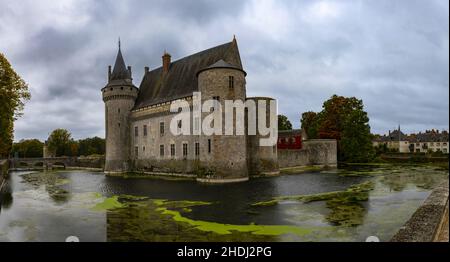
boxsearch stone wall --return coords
[278,139,337,168]
[246,97,278,176]
[391,180,449,242]
[74,156,105,169]
[198,67,248,179]
[102,82,139,173]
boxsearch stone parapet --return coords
[391,180,449,242]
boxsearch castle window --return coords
[135,126,138,137]
[213,96,220,101]
[143,146,145,152]
[143,125,148,136]
[160,145,164,157]
[228,76,234,89]
[208,139,211,154]
[118,108,120,113]
[135,146,138,158]
[160,122,165,136]
[195,142,200,157]
[170,144,175,157]
[110,88,113,91]
[183,143,188,158]
[121,87,124,90]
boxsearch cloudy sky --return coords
[1,0,448,141]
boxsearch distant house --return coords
[373,126,410,153]
[408,130,449,153]
[373,127,449,153]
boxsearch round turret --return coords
[102,44,138,174]
[196,60,248,182]
[246,97,279,177]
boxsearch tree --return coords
[300,111,319,138]
[11,139,43,158]
[278,115,293,131]
[77,137,105,156]
[0,53,31,157]
[300,95,375,163]
[47,129,78,157]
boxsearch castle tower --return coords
[246,97,279,177]
[102,41,138,174]
[196,36,249,182]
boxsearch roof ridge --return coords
[134,40,244,110]
[148,42,233,73]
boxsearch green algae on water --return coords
[20,172,71,203]
[157,206,313,236]
[280,165,327,175]
[250,181,374,227]
[92,196,124,211]
[102,196,318,241]
[252,181,374,207]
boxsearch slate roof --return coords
[133,40,243,110]
[196,59,246,77]
[374,129,449,143]
[412,131,449,142]
[111,47,131,81]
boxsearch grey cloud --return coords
[0,0,447,141]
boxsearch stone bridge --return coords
[9,157,78,170]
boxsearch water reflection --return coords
[19,172,71,204]
[0,165,447,242]
[0,183,13,213]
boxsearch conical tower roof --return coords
[110,40,131,81]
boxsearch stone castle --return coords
[102,37,280,183]
[102,37,337,183]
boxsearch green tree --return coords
[0,53,31,157]
[11,139,43,158]
[300,95,375,163]
[300,111,319,138]
[278,115,293,131]
[47,129,78,157]
[77,137,105,156]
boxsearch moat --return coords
[0,164,447,242]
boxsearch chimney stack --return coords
[108,65,112,81]
[145,66,149,74]
[162,51,171,73]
